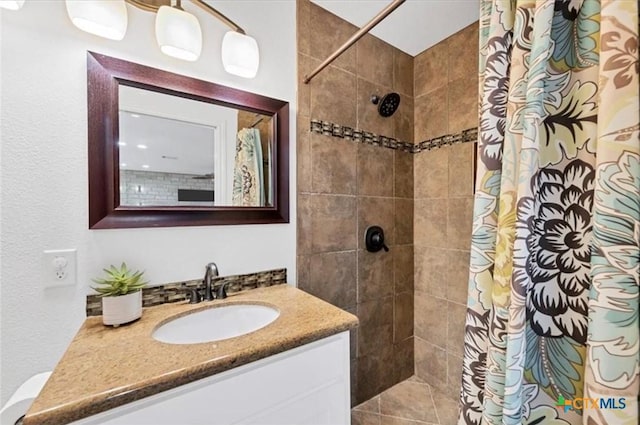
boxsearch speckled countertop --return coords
[23,285,358,425]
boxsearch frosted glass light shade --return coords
[155,6,202,62]
[0,0,25,10]
[221,31,260,78]
[65,0,127,40]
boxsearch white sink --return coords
[153,304,280,344]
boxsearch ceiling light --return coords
[136,144,147,149]
[57,0,260,76]
[221,31,260,78]
[155,4,202,61]
[65,0,128,41]
[0,0,25,10]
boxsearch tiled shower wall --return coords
[413,22,479,401]
[296,0,415,404]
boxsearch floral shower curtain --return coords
[459,1,639,424]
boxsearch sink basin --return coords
[153,304,280,344]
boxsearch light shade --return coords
[0,0,25,10]
[221,31,260,78]
[65,0,128,40]
[155,6,202,62]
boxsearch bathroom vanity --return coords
[22,285,358,425]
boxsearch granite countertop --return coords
[23,285,358,425]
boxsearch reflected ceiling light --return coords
[0,0,25,10]
[142,164,150,169]
[130,113,140,118]
[136,144,147,149]
[118,141,127,147]
[221,31,259,79]
[60,0,260,77]
[121,163,127,167]
[65,0,128,41]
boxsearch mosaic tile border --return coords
[86,268,287,316]
[310,119,478,154]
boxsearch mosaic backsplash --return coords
[310,119,478,153]
[86,268,287,316]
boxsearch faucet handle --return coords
[187,288,202,304]
[215,282,229,300]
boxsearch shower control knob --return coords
[365,226,389,253]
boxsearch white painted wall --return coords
[0,0,296,405]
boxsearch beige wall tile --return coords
[297,254,310,287]
[310,194,357,252]
[414,87,448,142]
[394,292,414,342]
[311,132,357,194]
[310,64,357,127]
[447,249,470,304]
[448,22,479,83]
[447,197,474,250]
[298,54,319,119]
[358,249,394,302]
[393,50,414,97]
[297,194,312,254]
[394,151,413,199]
[296,0,311,56]
[297,114,312,193]
[448,142,474,198]
[414,199,448,248]
[307,251,357,309]
[448,76,478,134]
[414,147,448,199]
[309,3,357,73]
[357,144,394,197]
[352,411,381,425]
[414,246,448,296]
[414,42,448,97]
[446,301,467,357]
[446,353,464,400]
[357,296,394,356]
[357,34,394,89]
[354,394,380,413]
[358,196,395,249]
[357,78,395,137]
[394,198,413,246]
[393,245,414,293]
[393,94,414,142]
[414,293,447,347]
[415,337,447,388]
[394,337,414,382]
[357,343,394,403]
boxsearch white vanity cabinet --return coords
[71,332,351,425]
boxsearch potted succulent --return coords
[92,262,148,327]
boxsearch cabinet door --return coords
[73,332,351,425]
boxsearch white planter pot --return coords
[102,291,142,327]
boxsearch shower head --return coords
[371,92,400,117]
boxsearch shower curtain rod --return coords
[303,0,406,84]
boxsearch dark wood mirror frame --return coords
[87,51,289,229]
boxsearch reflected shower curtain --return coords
[232,128,265,206]
[459,1,639,424]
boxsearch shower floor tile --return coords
[352,376,459,425]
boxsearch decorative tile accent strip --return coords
[86,268,287,316]
[310,119,478,154]
[310,119,415,153]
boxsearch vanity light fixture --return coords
[0,0,25,10]
[61,0,260,77]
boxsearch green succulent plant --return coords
[92,262,148,297]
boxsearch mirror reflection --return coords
[118,86,273,207]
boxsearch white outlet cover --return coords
[42,249,77,288]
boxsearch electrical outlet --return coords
[42,249,77,288]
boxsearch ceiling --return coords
[310,0,479,56]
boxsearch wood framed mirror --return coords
[87,51,289,229]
